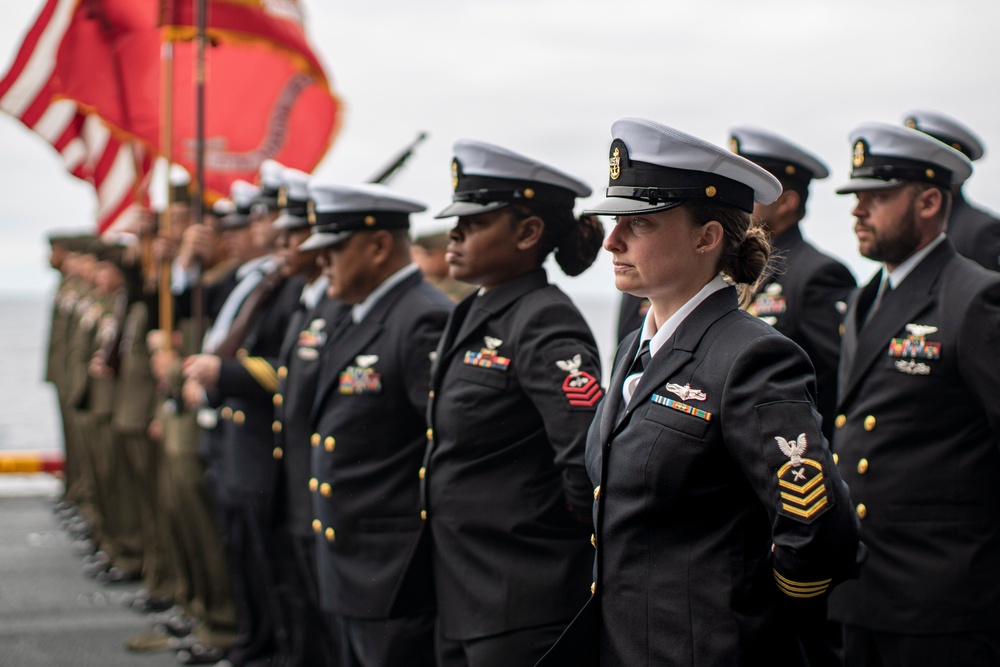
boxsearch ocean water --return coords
[0,290,621,457]
[0,295,61,453]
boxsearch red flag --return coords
[0,0,152,236]
[160,0,326,81]
[1,0,342,232]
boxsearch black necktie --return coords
[622,339,651,403]
[863,277,892,327]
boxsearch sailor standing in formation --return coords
[39,106,1000,667]
[829,122,1000,666]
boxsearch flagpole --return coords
[191,0,207,346]
[158,35,175,351]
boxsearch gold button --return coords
[221,407,233,420]
[833,453,839,465]
[273,394,283,407]
[429,390,434,399]
[312,519,322,533]
[277,366,288,379]
[233,411,245,425]
[426,428,433,441]
[857,458,869,474]
[590,582,596,595]
[324,436,335,452]
[864,415,876,431]
[311,433,320,447]
[320,483,332,497]
[856,503,867,520]
[835,414,846,429]
[309,478,318,492]
[420,510,428,520]
[418,467,426,480]
[325,527,335,542]
[272,447,283,460]
[590,534,596,548]
[593,485,601,500]
[272,421,282,434]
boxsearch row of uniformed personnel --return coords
[45,105,1000,667]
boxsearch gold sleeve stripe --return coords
[778,471,825,494]
[780,497,829,519]
[780,484,827,507]
[242,356,279,393]
[774,570,831,598]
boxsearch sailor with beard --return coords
[830,122,1000,665]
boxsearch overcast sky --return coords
[2,0,1000,308]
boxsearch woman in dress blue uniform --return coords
[542,118,865,666]
[403,139,605,667]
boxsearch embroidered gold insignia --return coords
[775,433,829,522]
[853,140,866,168]
[610,146,621,180]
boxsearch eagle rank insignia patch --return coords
[775,433,829,523]
[464,336,511,371]
[339,355,382,395]
[556,354,603,408]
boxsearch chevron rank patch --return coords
[888,323,941,360]
[775,433,829,522]
[464,335,511,371]
[556,354,603,408]
[338,355,382,395]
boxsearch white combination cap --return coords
[585,117,782,216]
[300,182,426,251]
[728,126,829,182]
[273,168,312,231]
[901,109,985,161]
[436,139,591,218]
[836,121,973,194]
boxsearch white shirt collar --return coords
[301,275,328,310]
[351,263,419,323]
[639,274,729,359]
[237,254,277,280]
[883,233,947,289]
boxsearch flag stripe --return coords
[0,0,76,117]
